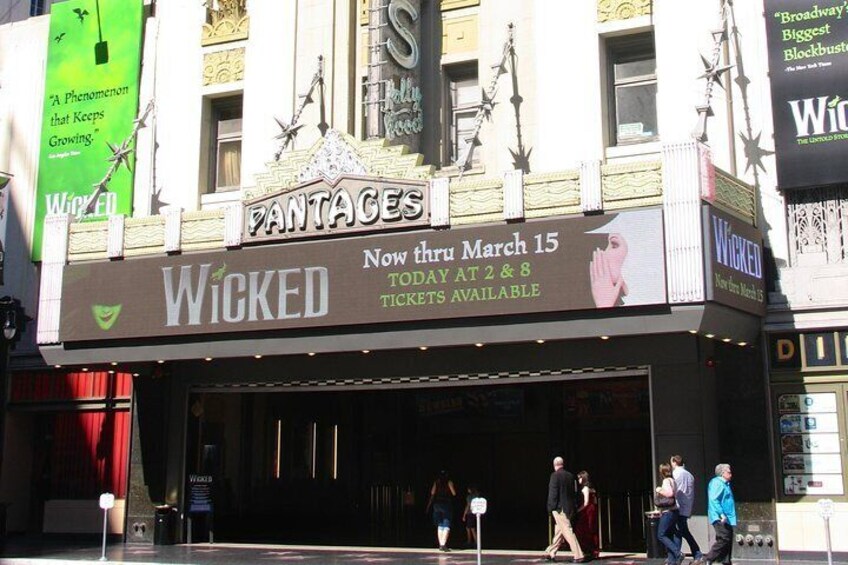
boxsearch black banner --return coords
[765,0,848,189]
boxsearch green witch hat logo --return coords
[92,304,122,331]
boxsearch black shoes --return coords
[438,545,451,552]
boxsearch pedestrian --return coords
[425,470,457,552]
[462,485,481,548]
[574,470,599,559]
[542,456,588,563]
[693,464,736,565]
[670,455,702,560]
[655,463,684,565]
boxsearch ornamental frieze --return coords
[597,0,652,23]
[202,48,245,86]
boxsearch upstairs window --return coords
[607,33,658,146]
[30,0,45,16]
[209,96,242,193]
[444,63,480,167]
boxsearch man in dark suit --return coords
[543,456,587,563]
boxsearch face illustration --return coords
[604,233,628,283]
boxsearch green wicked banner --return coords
[33,0,143,260]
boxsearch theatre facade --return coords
[35,128,770,550]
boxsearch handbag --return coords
[653,491,676,509]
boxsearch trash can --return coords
[154,505,177,545]
[644,511,662,558]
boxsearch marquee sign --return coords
[59,209,667,342]
[243,175,429,244]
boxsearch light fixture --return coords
[600,336,610,340]
[2,307,16,341]
[419,346,428,351]
[688,330,698,334]
[705,333,715,339]
[82,367,89,372]
[110,362,118,366]
[362,349,370,354]
[157,360,165,364]
[738,342,748,347]
[108,370,115,375]
[204,357,213,362]
[536,339,545,344]
[722,338,732,343]
[308,352,316,357]
[474,343,484,348]
[254,354,263,359]
[132,373,140,377]
[54,364,62,369]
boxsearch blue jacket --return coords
[707,476,736,526]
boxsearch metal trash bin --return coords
[154,505,177,545]
[644,511,662,558]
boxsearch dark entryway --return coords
[183,375,652,550]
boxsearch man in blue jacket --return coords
[694,464,736,565]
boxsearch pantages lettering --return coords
[162,263,329,326]
[712,215,763,279]
[789,95,848,137]
[245,177,428,242]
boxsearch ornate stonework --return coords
[202,0,249,46]
[124,216,166,257]
[601,160,663,210]
[524,171,581,219]
[714,168,757,225]
[182,210,226,251]
[249,129,434,199]
[68,222,108,262]
[202,48,245,86]
[597,0,651,23]
[450,178,503,225]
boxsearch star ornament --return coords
[479,90,497,120]
[273,117,304,142]
[106,140,134,172]
[698,55,734,87]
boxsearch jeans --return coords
[658,510,682,562]
[674,514,702,557]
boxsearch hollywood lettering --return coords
[245,180,426,240]
[162,264,329,327]
[789,95,848,137]
[712,216,763,279]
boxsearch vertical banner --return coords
[32,0,143,260]
[764,1,848,190]
[367,0,422,153]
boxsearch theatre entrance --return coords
[183,373,653,550]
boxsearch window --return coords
[607,33,658,146]
[444,64,480,167]
[209,96,243,193]
[30,0,45,16]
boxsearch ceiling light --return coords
[362,350,370,354]
[688,330,698,334]
[204,357,213,362]
[308,352,316,357]
[475,343,484,348]
[81,367,89,372]
[157,360,165,364]
[722,338,732,343]
[254,354,263,359]
[536,339,545,344]
[132,373,140,377]
[108,370,115,375]
[54,364,62,369]
[600,336,610,340]
[110,362,118,366]
[738,342,747,347]
[419,346,428,351]
[705,333,715,339]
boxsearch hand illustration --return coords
[589,233,629,308]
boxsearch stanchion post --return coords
[818,498,834,565]
[471,497,487,565]
[99,493,115,561]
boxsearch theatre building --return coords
[0,0,784,555]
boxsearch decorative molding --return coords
[580,160,603,213]
[37,214,72,345]
[249,130,433,199]
[714,168,756,226]
[787,186,848,267]
[662,141,704,304]
[597,0,652,23]
[503,169,525,221]
[450,178,503,225]
[524,171,581,219]
[182,210,226,251]
[68,221,108,261]
[107,215,125,259]
[601,160,663,210]
[202,48,245,86]
[430,178,451,228]
[202,0,249,46]
[164,209,182,253]
[124,216,165,257]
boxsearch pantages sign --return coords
[60,209,668,342]
[242,175,430,244]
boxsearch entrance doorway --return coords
[183,374,652,550]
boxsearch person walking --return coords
[694,464,736,565]
[425,470,456,552]
[574,470,599,559]
[655,463,684,565]
[671,455,702,560]
[462,485,481,548]
[542,456,587,563]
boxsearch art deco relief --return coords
[202,48,245,86]
[202,0,249,45]
[714,169,756,225]
[601,161,662,210]
[597,0,652,23]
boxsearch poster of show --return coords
[765,0,848,189]
[778,392,845,496]
[33,0,143,260]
